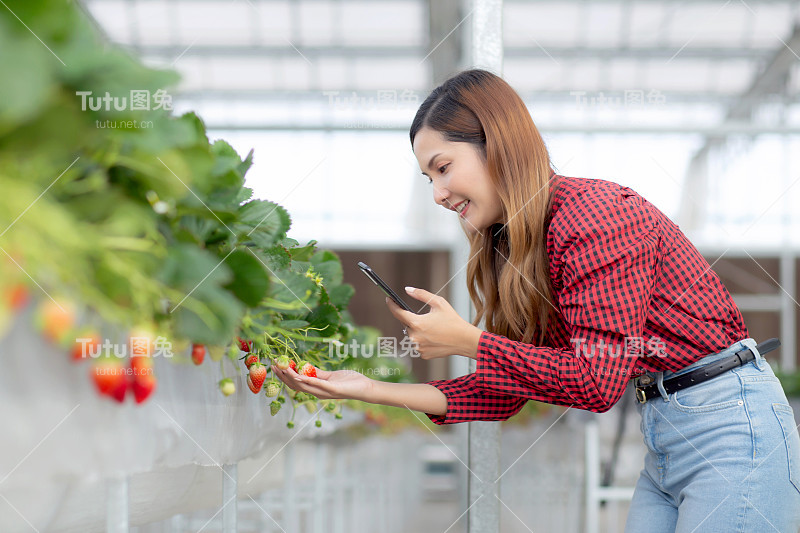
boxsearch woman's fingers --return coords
[271,366,336,399]
[404,286,442,308]
[315,368,333,379]
[386,297,416,327]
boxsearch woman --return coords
[272,69,800,532]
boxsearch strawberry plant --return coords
[0,0,376,424]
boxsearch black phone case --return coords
[357,261,414,313]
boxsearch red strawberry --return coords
[249,363,267,393]
[299,363,317,378]
[289,360,297,372]
[130,354,153,376]
[247,374,260,393]
[132,374,156,404]
[91,359,128,403]
[191,344,205,365]
[4,284,29,310]
[244,353,259,368]
[72,332,102,361]
[237,337,253,352]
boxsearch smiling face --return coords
[412,127,505,233]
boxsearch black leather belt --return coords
[634,338,781,403]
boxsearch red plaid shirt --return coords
[426,174,748,424]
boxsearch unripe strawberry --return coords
[287,421,295,429]
[208,345,225,362]
[264,380,280,398]
[315,420,322,428]
[275,355,290,370]
[219,378,235,396]
[39,300,76,343]
[270,400,281,416]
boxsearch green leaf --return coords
[222,249,270,307]
[328,284,355,310]
[311,250,343,286]
[238,148,254,177]
[268,269,319,308]
[237,200,291,247]
[304,302,341,337]
[289,240,317,261]
[259,244,292,270]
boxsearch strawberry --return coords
[264,380,281,398]
[289,360,297,372]
[237,337,253,352]
[4,284,29,310]
[72,332,102,361]
[191,344,205,365]
[219,378,235,396]
[208,345,225,362]
[275,355,290,370]
[249,363,267,392]
[39,300,76,343]
[132,374,156,404]
[299,363,317,378]
[130,354,153,376]
[91,359,128,403]
[244,353,259,368]
[269,400,281,416]
[129,326,156,357]
[315,420,322,428]
[287,421,295,429]
[247,374,260,394]
[171,338,190,355]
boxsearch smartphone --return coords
[357,261,415,313]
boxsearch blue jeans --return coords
[625,338,800,533]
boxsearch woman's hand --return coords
[271,366,375,401]
[386,286,483,360]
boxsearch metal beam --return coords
[204,121,800,135]
[133,43,774,61]
[679,24,800,231]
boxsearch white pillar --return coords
[222,463,237,533]
[106,476,128,533]
[467,3,504,532]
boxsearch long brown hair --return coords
[410,69,557,345]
